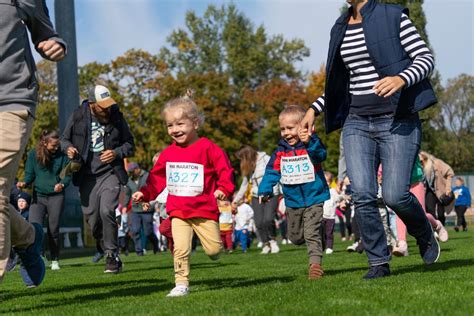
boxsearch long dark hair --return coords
[36,130,60,167]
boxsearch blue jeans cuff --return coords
[368,254,392,266]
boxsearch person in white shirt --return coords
[232,201,254,253]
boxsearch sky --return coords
[41,0,473,85]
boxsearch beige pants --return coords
[172,217,222,286]
[0,110,35,282]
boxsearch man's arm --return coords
[18,0,66,61]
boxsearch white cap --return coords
[88,85,116,108]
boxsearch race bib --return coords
[280,154,315,185]
[166,162,204,196]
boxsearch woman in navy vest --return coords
[301,0,439,279]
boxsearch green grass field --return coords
[1,229,473,316]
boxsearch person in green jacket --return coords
[17,130,71,271]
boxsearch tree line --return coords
[23,3,473,178]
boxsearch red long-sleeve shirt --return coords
[140,137,235,221]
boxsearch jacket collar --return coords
[336,0,377,25]
[278,138,306,151]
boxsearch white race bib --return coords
[280,154,315,185]
[166,162,204,197]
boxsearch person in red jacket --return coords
[133,92,234,297]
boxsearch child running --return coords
[258,105,329,280]
[132,92,234,297]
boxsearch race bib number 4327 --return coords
[280,154,315,185]
[166,162,204,197]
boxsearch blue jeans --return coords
[343,113,432,265]
[234,229,249,252]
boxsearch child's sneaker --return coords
[308,263,324,280]
[269,240,279,254]
[257,241,263,248]
[325,248,333,255]
[51,260,60,271]
[282,239,288,245]
[260,244,271,254]
[166,284,189,297]
[341,237,347,242]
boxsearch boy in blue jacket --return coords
[259,105,329,280]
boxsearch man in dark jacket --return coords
[61,84,135,274]
[0,0,66,287]
[124,163,159,256]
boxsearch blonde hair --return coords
[161,89,205,127]
[278,104,306,123]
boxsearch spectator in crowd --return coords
[419,151,455,226]
[234,145,281,254]
[452,177,471,232]
[124,163,159,255]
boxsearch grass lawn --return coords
[1,229,473,316]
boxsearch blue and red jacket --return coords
[258,135,330,208]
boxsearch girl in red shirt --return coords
[133,94,234,297]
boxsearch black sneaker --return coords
[418,231,440,265]
[104,255,122,274]
[363,263,390,280]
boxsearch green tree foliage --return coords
[429,74,473,172]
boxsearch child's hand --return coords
[298,128,311,144]
[259,195,270,204]
[132,191,144,203]
[214,189,227,201]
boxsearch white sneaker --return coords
[325,248,334,254]
[51,260,60,270]
[435,221,449,243]
[346,242,358,252]
[261,244,271,254]
[341,237,347,242]
[269,240,280,254]
[166,284,189,297]
[282,239,288,245]
[257,241,263,249]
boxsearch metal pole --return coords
[54,0,83,246]
[55,0,79,133]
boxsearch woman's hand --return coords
[16,182,26,189]
[54,183,64,193]
[373,76,405,98]
[300,108,317,135]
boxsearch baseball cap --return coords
[88,85,116,108]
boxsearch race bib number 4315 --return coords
[280,154,315,185]
[166,162,204,196]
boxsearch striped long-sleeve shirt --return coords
[311,14,434,115]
